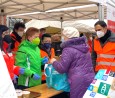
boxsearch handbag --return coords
[44,64,70,92]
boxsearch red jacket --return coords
[88,40,92,52]
[2,51,20,80]
[10,32,22,55]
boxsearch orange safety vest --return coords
[40,48,55,81]
[94,39,115,72]
[10,33,21,54]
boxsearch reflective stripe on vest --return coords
[97,54,115,58]
[97,61,115,66]
[97,54,115,67]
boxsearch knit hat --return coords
[62,27,79,38]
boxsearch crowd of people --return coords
[0,20,115,98]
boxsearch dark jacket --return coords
[52,37,95,98]
[52,41,62,56]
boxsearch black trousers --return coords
[17,85,29,90]
[42,80,46,84]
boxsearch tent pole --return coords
[0,9,6,25]
[6,16,10,27]
[60,17,63,35]
[98,3,104,21]
[1,15,4,25]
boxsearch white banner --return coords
[107,3,115,32]
[0,50,17,98]
[107,4,115,21]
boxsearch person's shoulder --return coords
[63,47,74,53]
[109,32,115,42]
[18,41,27,49]
[10,32,14,37]
[110,32,115,37]
[17,42,28,55]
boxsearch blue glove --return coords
[33,74,41,80]
[42,57,49,64]
[19,68,25,75]
[13,75,18,83]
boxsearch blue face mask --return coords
[44,43,51,49]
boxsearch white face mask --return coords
[17,32,24,37]
[96,31,105,38]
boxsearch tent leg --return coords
[7,16,10,27]
[0,15,7,25]
[98,3,104,21]
[0,15,4,25]
[60,17,63,35]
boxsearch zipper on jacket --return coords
[25,57,30,86]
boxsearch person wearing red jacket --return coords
[0,25,25,87]
[10,22,25,55]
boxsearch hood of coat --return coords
[61,36,89,53]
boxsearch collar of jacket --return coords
[25,40,38,49]
[99,30,111,44]
[12,31,22,43]
[108,30,115,42]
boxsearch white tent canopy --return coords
[63,19,107,32]
[0,0,103,21]
[63,20,96,32]
[25,20,61,34]
[26,20,61,29]
[25,19,100,33]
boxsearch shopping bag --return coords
[44,64,70,92]
[83,69,115,98]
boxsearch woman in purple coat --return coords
[50,27,95,98]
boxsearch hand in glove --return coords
[42,57,49,64]
[32,74,41,80]
[13,75,18,83]
[50,58,56,64]
[19,68,25,75]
